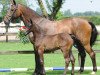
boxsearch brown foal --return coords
[27,19,75,75]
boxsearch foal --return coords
[27,20,75,75]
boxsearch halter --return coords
[6,4,18,22]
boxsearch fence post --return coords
[6,27,8,42]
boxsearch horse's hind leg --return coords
[72,35,86,73]
[70,50,75,75]
[73,38,86,73]
[84,44,97,73]
[77,45,86,72]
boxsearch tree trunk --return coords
[37,0,49,18]
[37,0,64,20]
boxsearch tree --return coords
[64,9,72,17]
[37,0,65,20]
[37,0,48,18]
[0,0,27,18]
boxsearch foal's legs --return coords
[61,46,70,75]
[61,41,74,75]
[84,44,97,73]
[70,50,75,75]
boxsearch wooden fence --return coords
[0,23,21,42]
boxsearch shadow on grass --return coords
[9,70,91,75]
[46,70,91,75]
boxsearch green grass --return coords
[0,42,100,75]
[0,42,33,51]
[0,42,100,51]
[0,53,100,75]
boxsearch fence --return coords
[0,22,23,42]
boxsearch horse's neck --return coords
[19,4,43,25]
[21,13,42,25]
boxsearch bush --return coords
[89,16,100,25]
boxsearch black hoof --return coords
[33,72,46,75]
[71,73,74,75]
[93,67,97,72]
[32,72,38,75]
[78,67,84,73]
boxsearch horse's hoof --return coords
[91,71,96,75]
[93,67,97,72]
[78,69,84,74]
[71,74,74,75]
[32,72,38,75]
[71,73,74,75]
[40,73,46,75]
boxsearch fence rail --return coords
[0,50,100,55]
[0,23,21,42]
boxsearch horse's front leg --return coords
[33,48,45,75]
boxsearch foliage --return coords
[0,0,27,18]
[17,26,30,44]
[63,9,72,17]
[18,30,30,44]
[37,0,65,20]
[56,11,64,20]
[89,16,100,25]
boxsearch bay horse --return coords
[4,0,98,74]
[27,19,75,75]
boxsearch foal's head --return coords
[4,0,21,26]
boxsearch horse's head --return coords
[4,0,20,27]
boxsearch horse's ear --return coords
[10,0,16,5]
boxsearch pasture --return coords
[0,42,100,75]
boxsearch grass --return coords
[0,42,100,51]
[0,53,100,75]
[0,42,33,51]
[0,42,100,75]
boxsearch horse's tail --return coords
[88,22,98,47]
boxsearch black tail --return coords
[88,22,98,47]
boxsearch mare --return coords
[4,0,98,74]
[27,19,75,75]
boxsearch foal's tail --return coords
[88,22,98,47]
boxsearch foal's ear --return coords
[10,0,16,5]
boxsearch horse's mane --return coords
[18,4,42,18]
